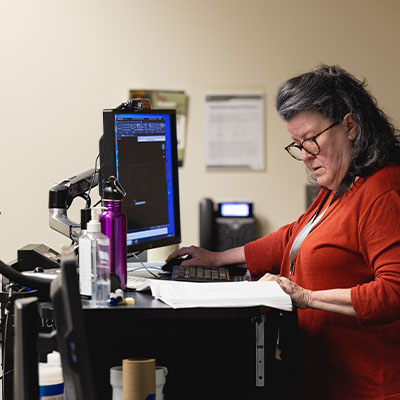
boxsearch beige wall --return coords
[1,0,400,262]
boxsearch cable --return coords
[128,265,162,273]
[128,252,160,279]
[0,368,13,380]
[77,193,90,207]
[0,260,51,292]
[85,154,100,209]
[127,251,142,260]
[93,199,102,207]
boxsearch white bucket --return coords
[38,362,64,399]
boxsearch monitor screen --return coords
[99,109,181,254]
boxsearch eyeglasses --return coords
[284,120,340,161]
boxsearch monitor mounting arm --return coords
[48,98,150,244]
[48,169,99,243]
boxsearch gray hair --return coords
[276,64,400,198]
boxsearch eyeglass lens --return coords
[288,139,319,159]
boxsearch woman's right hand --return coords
[166,245,220,267]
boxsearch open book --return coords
[136,280,292,311]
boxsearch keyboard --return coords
[171,265,231,282]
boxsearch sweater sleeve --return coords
[244,222,295,276]
[351,190,400,324]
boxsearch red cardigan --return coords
[244,165,400,400]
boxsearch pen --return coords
[108,292,135,306]
[115,288,124,303]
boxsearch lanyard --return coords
[289,191,332,280]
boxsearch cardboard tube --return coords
[122,358,155,400]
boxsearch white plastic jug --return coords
[110,366,123,400]
[155,366,168,400]
[38,362,64,399]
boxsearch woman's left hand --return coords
[259,273,312,309]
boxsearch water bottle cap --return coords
[102,176,126,200]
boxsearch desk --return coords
[41,291,283,400]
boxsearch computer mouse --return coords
[161,256,190,272]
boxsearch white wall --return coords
[1,0,400,262]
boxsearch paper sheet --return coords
[136,280,292,311]
[204,93,265,170]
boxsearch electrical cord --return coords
[0,260,51,292]
[77,193,90,207]
[0,368,13,380]
[93,199,102,207]
[85,154,100,209]
[127,252,160,279]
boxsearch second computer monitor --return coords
[100,108,181,254]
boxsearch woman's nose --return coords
[301,148,314,161]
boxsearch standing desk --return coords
[47,291,284,400]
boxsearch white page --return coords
[204,93,265,170]
[136,280,292,311]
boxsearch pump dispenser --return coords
[78,208,110,304]
[80,207,92,233]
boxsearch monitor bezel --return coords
[50,252,97,399]
[99,108,181,254]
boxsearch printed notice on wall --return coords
[204,93,265,170]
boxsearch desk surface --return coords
[41,289,265,320]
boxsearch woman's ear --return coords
[343,113,357,141]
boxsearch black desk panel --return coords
[42,292,284,400]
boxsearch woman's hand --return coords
[259,273,356,316]
[166,245,219,267]
[259,273,312,309]
[166,245,246,268]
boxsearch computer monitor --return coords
[99,108,181,254]
[50,250,96,400]
[13,297,40,400]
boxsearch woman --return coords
[168,65,400,399]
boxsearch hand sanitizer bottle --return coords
[79,208,110,305]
